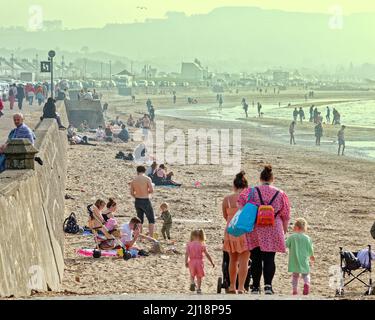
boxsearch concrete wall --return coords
[0,101,68,297]
[65,98,105,129]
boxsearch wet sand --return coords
[35,89,375,299]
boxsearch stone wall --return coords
[65,98,105,129]
[0,101,68,297]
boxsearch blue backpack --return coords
[227,188,258,237]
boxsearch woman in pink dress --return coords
[222,171,250,293]
[238,165,290,295]
[185,229,215,294]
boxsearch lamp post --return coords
[11,53,14,79]
[109,60,112,84]
[48,50,56,98]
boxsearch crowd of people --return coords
[4,82,50,112]
[288,104,346,155]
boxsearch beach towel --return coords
[357,248,375,269]
[77,248,138,258]
[154,184,181,188]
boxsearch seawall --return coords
[0,101,68,297]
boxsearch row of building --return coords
[0,55,300,87]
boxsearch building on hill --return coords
[273,70,290,83]
[181,61,204,81]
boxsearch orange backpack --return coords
[255,187,280,227]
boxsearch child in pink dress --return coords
[185,229,215,294]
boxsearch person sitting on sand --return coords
[120,217,158,251]
[87,200,112,236]
[96,126,106,141]
[135,118,142,128]
[104,125,113,142]
[70,132,96,146]
[153,164,182,187]
[185,229,215,294]
[127,115,135,127]
[114,116,122,126]
[159,202,173,241]
[101,198,118,223]
[118,124,130,142]
[78,120,89,133]
[146,161,158,178]
[67,124,75,140]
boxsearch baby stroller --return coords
[336,245,373,296]
[217,251,251,293]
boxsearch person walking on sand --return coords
[243,101,249,118]
[185,229,215,294]
[289,121,296,145]
[326,106,331,124]
[218,95,223,112]
[313,107,318,124]
[142,114,151,141]
[16,84,25,110]
[8,84,17,110]
[238,165,290,295]
[159,202,172,240]
[286,218,314,296]
[222,171,250,294]
[130,166,155,238]
[314,122,323,146]
[257,102,262,118]
[298,107,305,124]
[337,125,346,156]
[309,105,314,122]
[293,108,298,122]
[0,97,4,118]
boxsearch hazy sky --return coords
[2,0,375,29]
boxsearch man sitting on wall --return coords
[0,113,36,172]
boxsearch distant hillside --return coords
[0,7,374,73]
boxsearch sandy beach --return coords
[32,89,375,299]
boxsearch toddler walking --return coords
[185,229,215,294]
[286,218,315,295]
[159,202,172,240]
